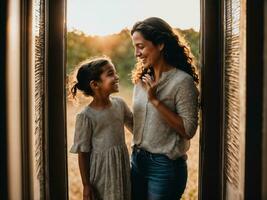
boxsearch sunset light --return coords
[67,0,200,36]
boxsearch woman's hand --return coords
[142,74,160,106]
[83,184,93,200]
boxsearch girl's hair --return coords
[131,17,199,84]
[71,56,111,97]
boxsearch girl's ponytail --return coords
[71,82,79,98]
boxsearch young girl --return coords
[70,57,132,200]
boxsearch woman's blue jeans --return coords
[131,147,187,200]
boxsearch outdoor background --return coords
[66,1,200,199]
[66,28,200,200]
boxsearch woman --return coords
[130,17,199,200]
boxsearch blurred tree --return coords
[67,28,199,86]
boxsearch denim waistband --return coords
[133,145,186,161]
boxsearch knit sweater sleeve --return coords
[175,76,199,138]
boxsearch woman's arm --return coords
[150,98,190,139]
[142,74,196,140]
[78,152,93,200]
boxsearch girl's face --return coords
[98,63,119,94]
[132,31,163,68]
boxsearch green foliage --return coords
[67,28,199,86]
[176,28,200,65]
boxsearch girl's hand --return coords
[142,74,160,106]
[83,184,93,200]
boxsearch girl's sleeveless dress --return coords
[70,96,132,200]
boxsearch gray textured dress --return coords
[70,96,133,200]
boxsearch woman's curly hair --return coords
[131,17,199,84]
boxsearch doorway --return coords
[66,1,201,199]
[2,0,267,199]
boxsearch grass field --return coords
[67,85,199,200]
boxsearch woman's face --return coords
[132,31,163,68]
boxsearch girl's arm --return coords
[121,99,133,133]
[78,152,93,200]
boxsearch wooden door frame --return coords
[199,0,224,199]
[1,0,266,199]
[245,0,264,199]
[1,0,68,199]
[0,0,8,198]
[200,0,267,199]
[263,1,267,199]
[261,1,267,199]
[45,0,68,199]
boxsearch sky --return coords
[67,0,200,36]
